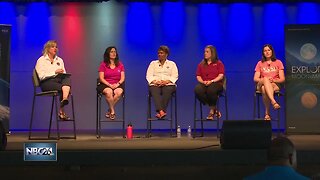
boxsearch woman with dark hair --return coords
[146,45,179,119]
[194,45,225,120]
[97,46,125,120]
[253,44,285,120]
[35,40,71,120]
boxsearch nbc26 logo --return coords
[24,143,57,161]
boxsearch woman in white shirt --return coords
[35,40,71,120]
[146,46,179,119]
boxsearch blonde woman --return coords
[35,40,71,120]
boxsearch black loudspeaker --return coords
[220,120,272,149]
[0,121,7,151]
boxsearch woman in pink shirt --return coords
[97,46,125,120]
[253,44,285,120]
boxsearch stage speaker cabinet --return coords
[220,120,272,149]
[0,121,7,151]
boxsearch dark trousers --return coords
[40,76,71,100]
[194,83,223,106]
[149,85,176,112]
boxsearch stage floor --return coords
[1,131,320,179]
[7,131,220,150]
[5,131,320,151]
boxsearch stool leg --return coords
[96,94,99,138]
[55,96,60,139]
[253,92,256,119]
[257,94,261,119]
[277,95,281,136]
[29,96,36,140]
[149,120,152,137]
[48,96,55,139]
[146,120,149,138]
[174,94,178,137]
[200,103,204,137]
[277,109,281,136]
[170,117,173,137]
[98,95,102,138]
[71,94,76,139]
[170,97,173,137]
[193,97,197,138]
[216,99,220,138]
[225,93,228,121]
[122,95,125,138]
[147,95,151,138]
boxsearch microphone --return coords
[51,62,53,64]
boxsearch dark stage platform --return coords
[1,131,320,179]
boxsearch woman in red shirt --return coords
[253,44,285,120]
[194,45,225,120]
[97,46,125,120]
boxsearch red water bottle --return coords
[127,123,133,139]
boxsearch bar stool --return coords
[253,85,284,134]
[193,77,228,138]
[146,90,177,138]
[96,79,125,138]
[29,69,76,140]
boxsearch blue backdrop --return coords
[1,1,319,131]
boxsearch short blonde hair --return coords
[42,40,58,56]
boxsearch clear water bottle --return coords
[177,125,181,138]
[187,126,192,138]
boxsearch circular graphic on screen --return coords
[301,91,318,109]
[300,43,317,60]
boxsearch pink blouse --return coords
[254,59,284,79]
[98,61,125,84]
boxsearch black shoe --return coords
[60,99,69,107]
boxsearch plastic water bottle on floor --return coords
[187,126,192,138]
[177,126,181,138]
[127,122,133,139]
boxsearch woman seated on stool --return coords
[253,44,285,121]
[146,45,179,119]
[194,45,225,120]
[35,40,71,120]
[97,46,125,120]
